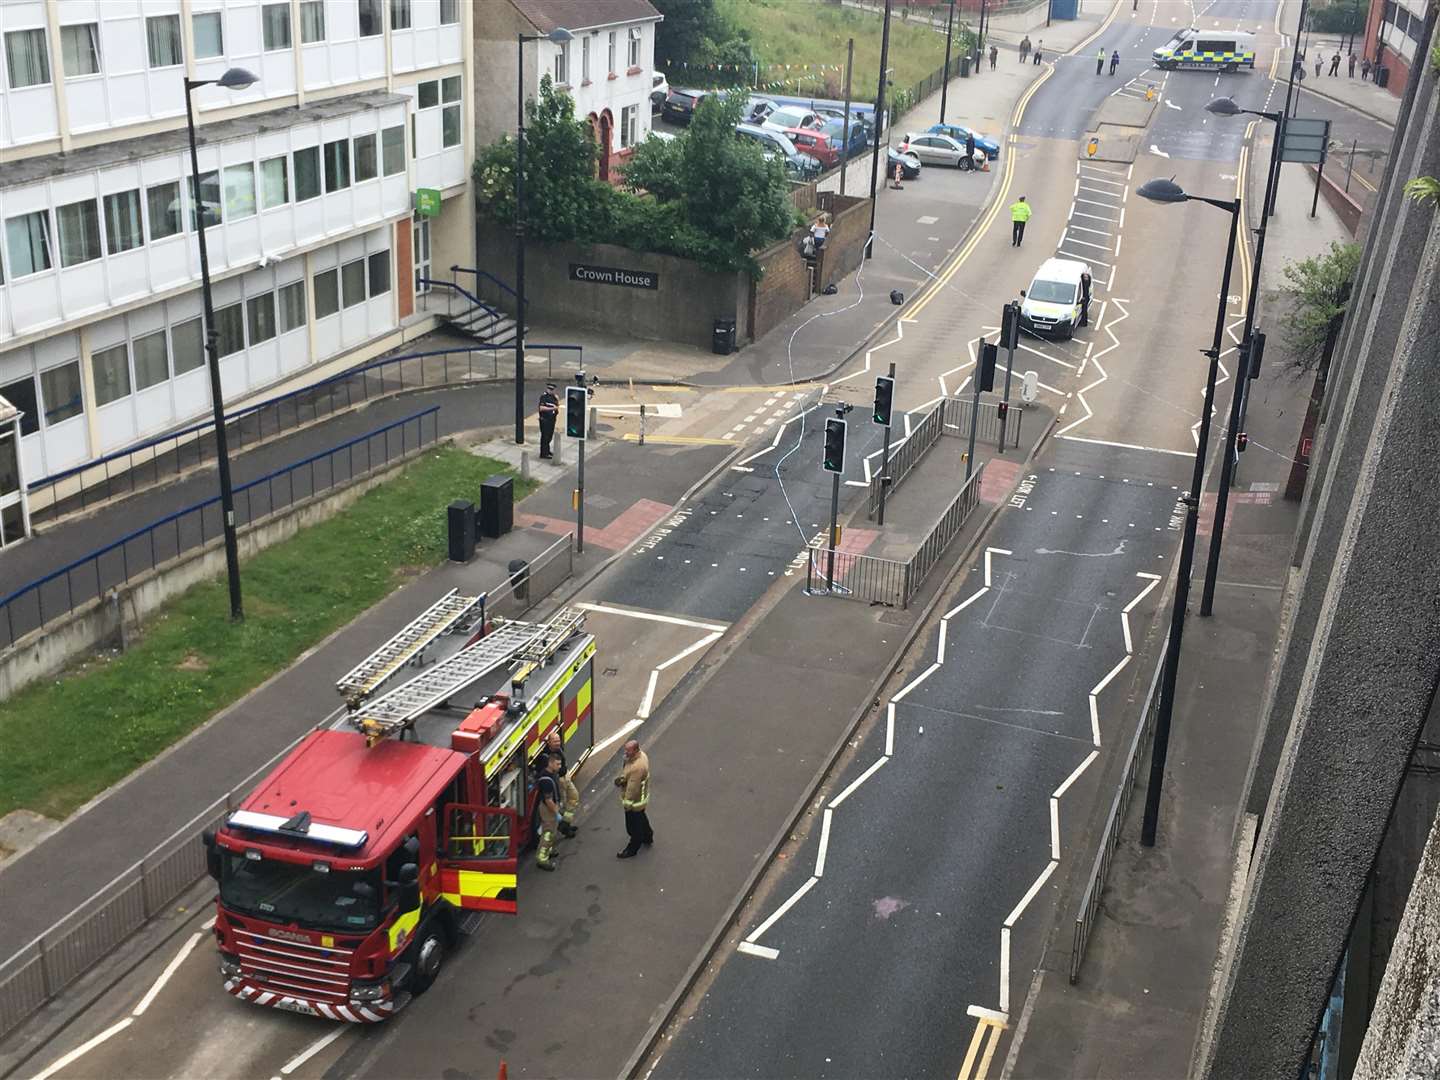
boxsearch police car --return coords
[1152,28,1257,72]
[1019,258,1091,340]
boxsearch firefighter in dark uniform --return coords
[1080,270,1092,327]
[537,383,560,459]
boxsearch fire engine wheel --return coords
[1223,62,1239,73]
[411,929,446,994]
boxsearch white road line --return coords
[1088,694,1102,747]
[944,587,988,620]
[280,1026,348,1076]
[1061,250,1113,267]
[892,662,942,703]
[203,915,216,931]
[1067,223,1113,237]
[1074,197,1120,210]
[1071,210,1117,223]
[574,603,727,632]
[1078,173,1127,187]
[1004,859,1059,928]
[133,932,202,1016]
[814,808,834,877]
[937,618,949,664]
[637,670,660,719]
[1058,433,1196,457]
[1062,235,1114,251]
[1000,928,1012,1014]
[1053,749,1100,799]
[590,717,645,757]
[1091,654,1132,698]
[984,548,1012,587]
[828,755,889,809]
[31,1018,135,1080]
[1049,798,1061,860]
[747,875,819,943]
[737,941,780,960]
[655,631,723,671]
[885,702,896,756]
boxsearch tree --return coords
[473,76,603,242]
[1279,242,1361,369]
[652,0,720,69]
[621,134,687,202]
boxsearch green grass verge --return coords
[0,446,535,823]
[719,0,953,103]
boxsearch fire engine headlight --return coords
[350,980,387,1002]
[219,954,242,978]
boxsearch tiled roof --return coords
[511,0,662,34]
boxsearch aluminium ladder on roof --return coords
[335,589,484,705]
[348,608,585,741]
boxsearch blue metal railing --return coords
[451,265,526,307]
[419,277,504,325]
[1,408,440,650]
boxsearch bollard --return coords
[639,403,646,445]
[588,405,598,439]
[554,430,564,465]
[520,449,531,482]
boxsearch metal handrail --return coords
[1070,655,1167,983]
[419,277,503,324]
[451,264,525,305]
[867,402,945,518]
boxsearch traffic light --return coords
[822,417,847,474]
[978,342,998,393]
[872,375,895,427]
[1001,302,1020,349]
[1247,331,1266,379]
[565,386,587,439]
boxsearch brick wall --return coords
[748,235,813,342]
[814,193,870,291]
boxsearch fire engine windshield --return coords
[220,853,383,932]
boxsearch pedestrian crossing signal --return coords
[565,386,587,440]
[823,417,847,474]
[873,375,895,427]
[979,342,999,393]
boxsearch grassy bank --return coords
[716,0,953,102]
[0,446,534,822]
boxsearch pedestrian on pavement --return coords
[1019,35,1031,63]
[1033,42,1043,65]
[965,129,976,166]
[1329,51,1341,76]
[1096,47,1106,75]
[535,753,563,871]
[989,44,998,70]
[1361,56,1371,80]
[545,729,580,838]
[537,382,560,459]
[1010,196,1031,247]
[1315,55,1323,77]
[1347,52,1356,77]
[1079,270,1092,327]
[1110,50,1121,75]
[615,739,653,859]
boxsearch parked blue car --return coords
[927,122,1000,160]
[820,117,869,160]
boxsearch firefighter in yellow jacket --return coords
[615,739,653,859]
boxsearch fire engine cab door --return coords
[440,805,519,914]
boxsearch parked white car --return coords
[761,105,825,135]
[651,73,670,109]
[899,131,985,170]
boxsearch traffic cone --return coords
[498,1062,508,1080]
[981,157,990,171]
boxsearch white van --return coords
[1152,28,1257,71]
[1020,258,1091,339]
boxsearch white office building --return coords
[0,0,478,544]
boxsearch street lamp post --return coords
[939,0,956,123]
[514,26,573,445]
[865,0,894,259]
[1198,97,1286,616]
[184,67,257,622]
[1134,178,1242,848]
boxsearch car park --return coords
[899,132,985,170]
[746,97,780,124]
[736,123,823,179]
[783,127,843,169]
[887,146,922,180]
[662,87,708,123]
[1019,257,1091,339]
[819,118,869,160]
[926,122,1000,160]
[761,105,825,135]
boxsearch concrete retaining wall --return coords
[0,445,432,703]
[1304,163,1365,237]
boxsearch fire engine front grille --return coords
[233,929,354,1002]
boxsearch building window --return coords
[262,4,292,50]
[260,157,289,209]
[582,35,591,82]
[440,0,459,25]
[382,125,406,175]
[247,292,276,344]
[40,362,83,425]
[358,0,383,37]
[294,146,321,201]
[91,344,132,406]
[223,164,256,220]
[171,317,205,375]
[278,280,307,332]
[341,259,366,307]
[324,140,350,192]
[192,13,224,59]
[1,377,39,436]
[628,26,642,68]
[391,0,411,32]
[214,303,244,357]
[300,1,326,43]
[621,104,638,148]
[418,79,438,109]
[133,330,169,391]
[442,105,461,147]
[103,190,143,255]
[56,200,102,268]
[146,15,182,67]
[146,181,183,241]
[314,268,340,317]
[442,75,461,103]
[607,31,616,75]
[368,251,390,296]
[5,28,50,88]
[5,211,52,277]
[354,133,378,182]
[189,171,222,230]
[555,41,569,85]
[61,24,102,77]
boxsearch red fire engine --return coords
[203,599,595,1022]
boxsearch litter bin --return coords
[960,55,971,78]
[507,558,530,604]
[1376,66,1390,88]
[447,500,476,563]
[479,474,514,538]
[712,317,737,356]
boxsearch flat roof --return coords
[0,90,408,192]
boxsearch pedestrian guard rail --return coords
[812,460,986,609]
[0,408,439,652]
[867,397,1022,518]
[0,533,575,1043]
[1070,653,1166,983]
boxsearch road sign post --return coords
[822,411,848,591]
[999,302,1019,452]
[970,341,998,480]
[566,380,587,553]
[874,367,896,525]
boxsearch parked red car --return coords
[782,126,840,168]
